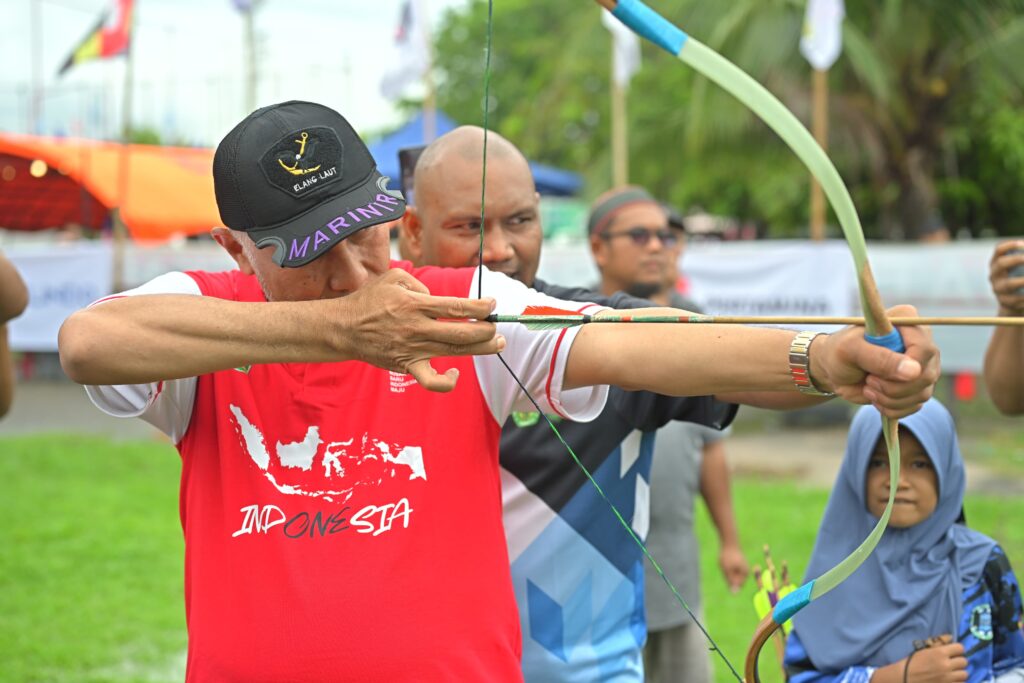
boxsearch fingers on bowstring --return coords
[407,359,459,393]
[419,320,505,355]
[416,293,497,321]
[383,268,431,295]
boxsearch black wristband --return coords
[903,649,917,683]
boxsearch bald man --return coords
[400,127,937,683]
[404,129,727,680]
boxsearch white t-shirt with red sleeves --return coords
[85,261,607,683]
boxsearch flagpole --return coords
[800,0,845,241]
[31,0,43,134]
[610,56,628,186]
[809,67,828,241]
[603,10,637,187]
[113,2,137,292]
[242,1,260,112]
[419,0,436,142]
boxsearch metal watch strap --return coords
[789,331,835,397]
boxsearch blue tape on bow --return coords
[612,0,688,54]
[772,581,813,624]
[865,329,905,354]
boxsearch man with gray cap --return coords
[59,102,940,683]
[589,187,748,683]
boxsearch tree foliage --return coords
[430,0,1024,239]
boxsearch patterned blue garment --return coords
[784,546,1024,683]
[501,281,735,683]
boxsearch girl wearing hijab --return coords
[784,399,1024,683]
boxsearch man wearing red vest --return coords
[60,101,939,683]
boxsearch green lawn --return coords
[2,434,1022,683]
[0,435,185,683]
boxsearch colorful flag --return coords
[379,0,430,101]
[799,0,845,71]
[57,0,133,77]
[601,9,641,88]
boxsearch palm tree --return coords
[657,0,1024,239]
[431,0,1024,239]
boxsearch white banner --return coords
[683,240,856,330]
[871,241,999,373]
[0,237,1004,370]
[537,239,1000,372]
[6,243,113,352]
[537,239,857,332]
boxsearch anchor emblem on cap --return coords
[277,132,322,176]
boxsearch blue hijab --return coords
[792,399,996,670]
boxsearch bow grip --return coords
[865,329,906,354]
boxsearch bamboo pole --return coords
[112,4,137,292]
[809,68,828,240]
[420,0,437,143]
[611,64,629,185]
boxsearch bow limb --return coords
[592,1,904,679]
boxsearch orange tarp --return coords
[0,133,223,241]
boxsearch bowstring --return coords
[476,0,493,299]
[475,3,742,679]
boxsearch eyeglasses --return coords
[600,227,680,247]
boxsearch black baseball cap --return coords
[213,100,406,268]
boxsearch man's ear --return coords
[400,207,425,265]
[211,227,256,275]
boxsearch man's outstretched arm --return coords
[564,304,939,419]
[59,269,504,393]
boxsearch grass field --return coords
[0,435,186,683]
[2,434,1023,683]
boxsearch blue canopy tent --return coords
[367,110,582,197]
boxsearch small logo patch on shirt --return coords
[512,411,541,427]
[389,371,417,393]
[511,412,562,428]
[970,603,993,641]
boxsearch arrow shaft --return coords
[487,314,1024,327]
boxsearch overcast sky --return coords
[0,0,466,145]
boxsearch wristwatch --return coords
[789,331,835,397]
